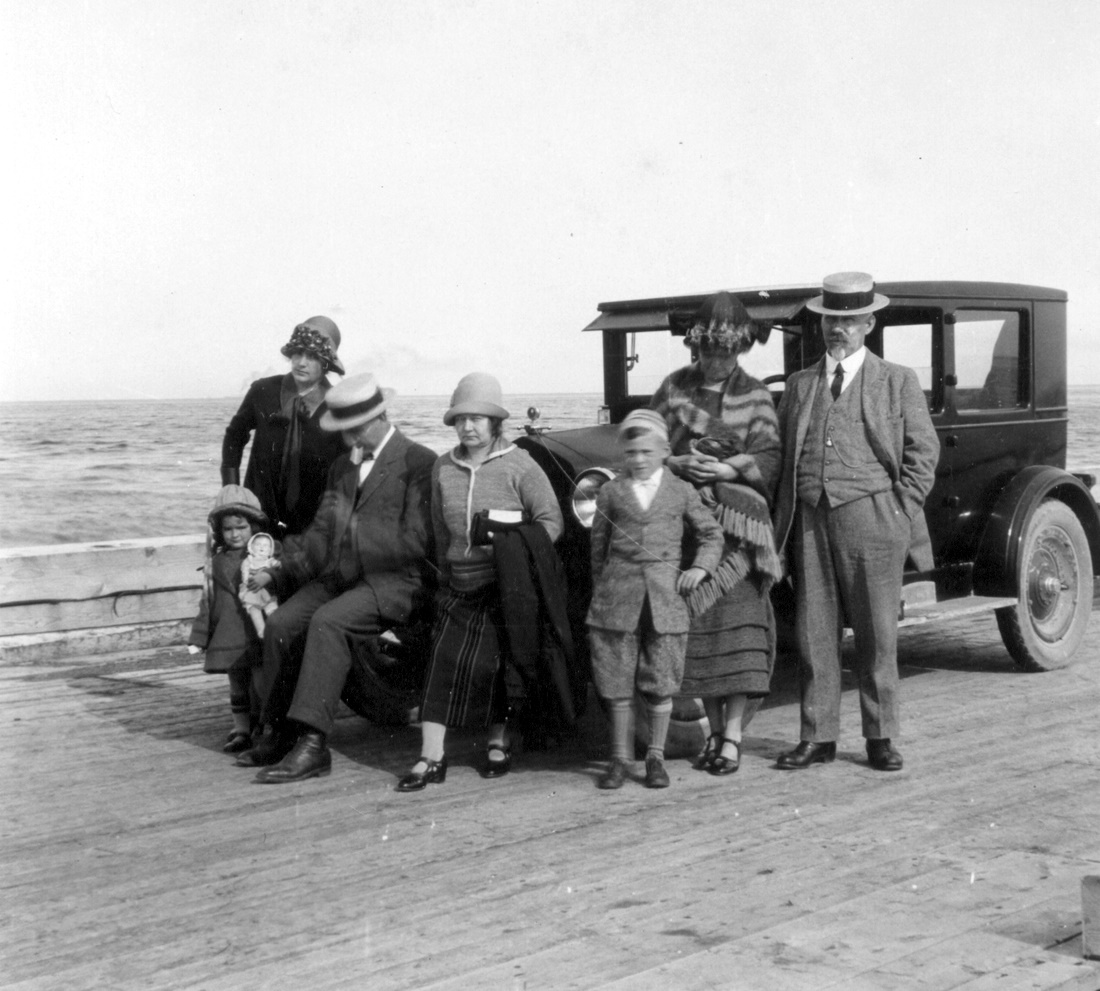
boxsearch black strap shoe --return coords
[708,737,741,776]
[396,756,448,792]
[255,731,331,783]
[776,740,837,769]
[866,738,903,771]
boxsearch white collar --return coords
[825,346,867,378]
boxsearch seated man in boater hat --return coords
[237,373,437,782]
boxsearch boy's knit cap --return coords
[617,409,669,442]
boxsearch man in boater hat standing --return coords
[772,273,939,772]
[237,373,437,782]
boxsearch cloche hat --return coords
[684,291,758,355]
[804,272,890,316]
[443,372,510,426]
[208,485,269,531]
[280,315,345,375]
[319,372,394,431]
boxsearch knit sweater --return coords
[432,440,562,591]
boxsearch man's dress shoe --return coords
[776,740,837,770]
[866,738,903,771]
[235,726,297,767]
[255,731,331,783]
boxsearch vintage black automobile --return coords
[516,281,1099,682]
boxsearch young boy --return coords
[188,486,272,753]
[586,409,725,789]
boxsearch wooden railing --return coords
[0,536,207,662]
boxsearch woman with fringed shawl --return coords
[649,291,782,776]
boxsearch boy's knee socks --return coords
[644,696,672,760]
[607,699,633,762]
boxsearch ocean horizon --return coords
[4,387,1100,550]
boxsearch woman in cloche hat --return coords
[221,316,347,538]
[397,372,566,791]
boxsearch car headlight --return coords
[571,468,615,529]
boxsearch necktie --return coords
[831,363,844,400]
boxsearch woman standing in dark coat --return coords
[221,316,347,538]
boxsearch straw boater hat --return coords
[319,373,394,431]
[618,408,669,442]
[280,315,346,375]
[208,485,269,531]
[804,272,890,316]
[443,372,510,426]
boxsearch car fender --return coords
[972,465,1100,596]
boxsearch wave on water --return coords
[4,388,1100,549]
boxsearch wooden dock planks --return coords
[1,602,1098,990]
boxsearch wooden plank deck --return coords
[2,600,1099,990]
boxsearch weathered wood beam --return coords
[0,589,201,637]
[0,535,206,603]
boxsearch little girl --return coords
[188,486,273,753]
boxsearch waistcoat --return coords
[796,367,892,508]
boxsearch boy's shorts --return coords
[588,626,687,699]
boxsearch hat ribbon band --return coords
[328,391,384,423]
[821,288,875,311]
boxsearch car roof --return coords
[584,281,1067,332]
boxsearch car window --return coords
[880,318,936,411]
[624,331,683,398]
[954,310,1025,411]
[739,328,788,384]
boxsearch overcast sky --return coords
[4,0,1099,402]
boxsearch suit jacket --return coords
[221,374,346,536]
[278,429,437,625]
[587,471,725,634]
[773,351,940,569]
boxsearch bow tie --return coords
[350,448,375,466]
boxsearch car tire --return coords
[995,499,1094,672]
[634,695,762,759]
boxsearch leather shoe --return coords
[396,756,448,792]
[223,731,252,754]
[255,731,331,783]
[692,733,721,771]
[776,740,837,770]
[708,737,740,776]
[866,738,903,771]
[598,759,626,790]
[235,725,296,767]
[644,755,670,789]
[480,743,512,779]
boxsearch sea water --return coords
[0,393,605,548]
[3,387,1100,550]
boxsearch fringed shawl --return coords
[650,364,782,617]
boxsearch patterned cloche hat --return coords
[280,316,345,375]
[684,291,758,355]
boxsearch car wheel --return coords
[634,695,762,758]
[995,500,1093,671]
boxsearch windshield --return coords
[625,328,789,398]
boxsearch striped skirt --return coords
[419,584,514,729]
[679,576,774,699]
